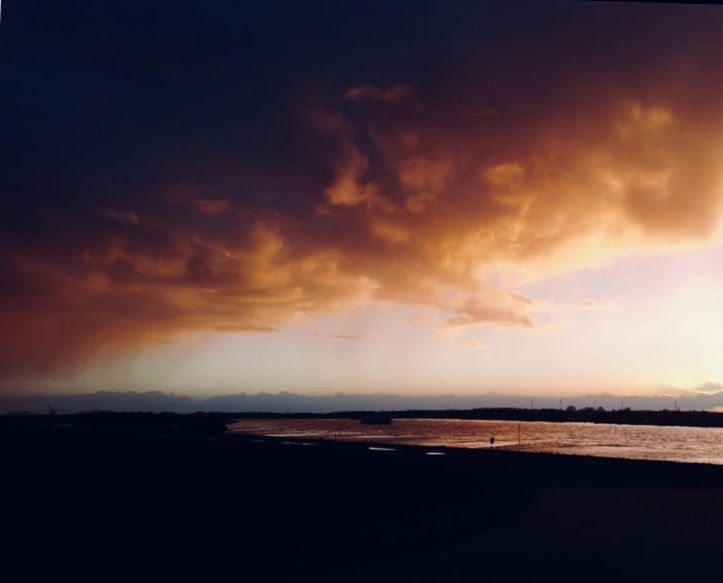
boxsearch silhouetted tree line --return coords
[3,407,723,432]
[333,407,723,428]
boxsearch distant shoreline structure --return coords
[4,387,723,415]
[3,406,723,430]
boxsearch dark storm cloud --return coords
[3,1,723,378]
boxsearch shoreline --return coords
[6,410,723,472]
[228,431,723,487]
[229,415,723,468]
[4,415,723,581]
[6,405,723,429]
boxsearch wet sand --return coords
[3,414,723,581]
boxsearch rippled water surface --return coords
[228,418,723,465]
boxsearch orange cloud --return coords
[325,148,395,211]
[6,50,723,379]
[370,220,410,244]
[442,294,538,331]
[193,198,234,216]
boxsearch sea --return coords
[228,417,723,465]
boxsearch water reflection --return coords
[229,418,723,465]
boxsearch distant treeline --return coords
[328,407,723,428]
[3,407,723,430]
[228,406,723,428]
[4,389,723,414]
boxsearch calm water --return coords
[228,418,723,465]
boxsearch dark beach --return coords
[4,413,723,582]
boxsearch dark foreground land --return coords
[4,413,723,582]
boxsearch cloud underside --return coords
[3,3,723,377]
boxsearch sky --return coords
[3,0,723,397]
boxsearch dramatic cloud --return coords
[2,1,723,379]
[343,84,423,109]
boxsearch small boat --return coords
[360,416,393,425]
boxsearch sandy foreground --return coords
[329,486,723,582]
[3,414,723,582]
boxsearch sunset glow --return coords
[3,1,723,397]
